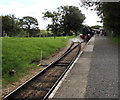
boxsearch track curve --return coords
[3,42,82,100]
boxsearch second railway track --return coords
[3,42,82,100]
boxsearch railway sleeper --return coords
[3,43,81,100]
[11,90,47,99]
[54,64,68,66]
[48,75,60,78]
[25,86,51,91]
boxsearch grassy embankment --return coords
[111,37,120,46]
[2,36,76,86]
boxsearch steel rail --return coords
[3,42,82,100]
[43,43,81,100]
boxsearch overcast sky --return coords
[0,0,103,29]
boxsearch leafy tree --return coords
[2,15,20,36]
[102,2,120,37]
[43,6,85,36]
[43,10,61,37]
[59,6,85,36]
[80,1,120,37]
[91,25,102,29]
[20,16,40,37]
[2,15,40,37]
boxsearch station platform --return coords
[49,36,118,99]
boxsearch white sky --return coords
[0,0,103,29]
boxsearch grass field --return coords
[2,36,76,86]
[111,37,120,45]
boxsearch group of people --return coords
[97,30,107,36]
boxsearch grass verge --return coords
[111,37,120,46]
[2,36,76,86]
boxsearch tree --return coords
[59,6,85,36]
[20,16,40,37]
[2,15,40,37]
[2,15,20,36]
[80,1,120,37]
[101,2,120,37]
[43,6,85,36]
[43,10,61,37]
[91,25,102,29]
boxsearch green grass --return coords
[2,36,76,86]
[111,37,120,45]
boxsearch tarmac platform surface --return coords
[49,36,118,99]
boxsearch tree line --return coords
[2,2,119,38]
[1,15,40,37]
[81,1,120,37]
[1,5,86,37]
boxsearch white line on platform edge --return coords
[48,36,95,98]
[48,50,84,98]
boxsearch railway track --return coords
[3,42,82,100]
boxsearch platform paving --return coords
[49,36,118,99]
[85,36,118,98]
